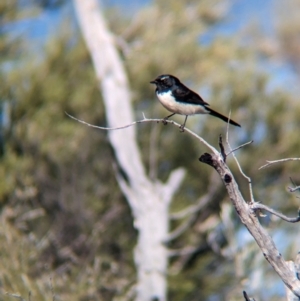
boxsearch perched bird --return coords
[150,74,241,131]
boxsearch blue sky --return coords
[6,0,277,41]
[4,0,298,94]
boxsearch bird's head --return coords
[150,74,180,89]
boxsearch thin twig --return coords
[65,112,220,155]
[170,193,211,220]
[170,173,221,220]
[288,186,300,193]
[226,140,253,157]
[288,177,300,193]
[259,158,300,170]
[167,174,222,240]
[250,203,300,223]
[225,112,255,203]
[165,213,198,242]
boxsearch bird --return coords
[150,74,241,131]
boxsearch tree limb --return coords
[199,152,300,298]
[259,158,300,170]
[286,253,300,301]
[250,203,300,223]
[225,129,255,204]
[73,1,186,299]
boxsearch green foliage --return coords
[0,7,136,300]
[276,0,300,73]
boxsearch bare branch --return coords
[170,173,221,220]
[165,213,198,242]
[259,158,300,170]
[295,252,300,280]
[219,134,253,160]
[163,168,186,204]
[225,124,255,204]
[286,253,300,301]
[167,176,221,240]
[226,140,253,157]
[199,152,300,297]
[250,203,300,223]
[288,178,300,193]
[170,193,211,220]
[289,186,300,193]
[65,112,220,155]
[168,243,210,275]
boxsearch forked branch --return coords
[199,152,300,298]
[67,111,300,298]
[250,203,300,223]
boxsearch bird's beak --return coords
[150,79,157,84]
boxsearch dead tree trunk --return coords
[199,151,300,299]
[73,1,185,300]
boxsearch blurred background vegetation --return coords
[1,0,300,300]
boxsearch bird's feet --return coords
[179,125,185,132]
[162,113,176,125]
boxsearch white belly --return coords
[157,91,209,115]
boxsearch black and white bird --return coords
[150,74,241,131]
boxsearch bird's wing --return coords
[173,86,209,106]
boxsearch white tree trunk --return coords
[73,1,185,300]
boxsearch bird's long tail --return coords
[206,107,241,127]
